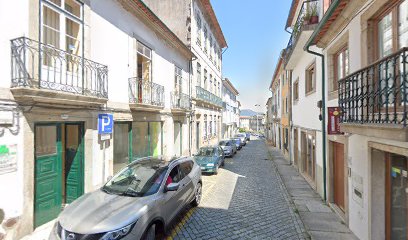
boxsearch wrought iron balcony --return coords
[285,0,319,64]
[171,92,191,110]
[195,86,223,108]
[339,47,408,126]
[129,77,164,107]
[11,37,108,98]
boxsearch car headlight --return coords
[100,222,135,240]
[207,163,215,167]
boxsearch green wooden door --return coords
[65,123,84,204]
[34,124,62,228]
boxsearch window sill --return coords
[305,90,316,97]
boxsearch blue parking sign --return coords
[98,114,113,134]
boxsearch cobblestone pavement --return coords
[166,139,307,240]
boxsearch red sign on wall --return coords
[328,107,343,135]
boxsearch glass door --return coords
[113,122,131,173]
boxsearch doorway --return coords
[34,122,84,228]
[385,153,408,239]
[113,122,131,174]
[196,122,200,152]
[294,128,298,167]
[332,141,345,211]
[174,122,182,156]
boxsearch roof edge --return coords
[222,78,239,95]
[199,0,228,48]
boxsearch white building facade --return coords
[222,78,239,139]
[284,0,325,198]
[0,0,194,238]
[142,0,228,153]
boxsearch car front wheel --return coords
[142,224,156,240]
[192,183,202,207]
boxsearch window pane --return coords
[43,6,60,48]
[390,154,408,239]
[379,13,393,58]
[150,122,162,157]
[35,126,57,156]
[132,122,149,159]
[65,18,81,55]
[114,123,130,174]
[337,52,344,80]
[399,0,408,48]
[64,0,81,18]
[174,122,181,156]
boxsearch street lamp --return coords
[255,104,261,133]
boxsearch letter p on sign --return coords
[98,113,113,134]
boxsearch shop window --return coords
[132,122,162,159]
[113,122,130,174]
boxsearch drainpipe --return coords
[305,46,327,202]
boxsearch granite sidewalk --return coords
[267,144,358,240]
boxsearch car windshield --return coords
[196,147,216,156]
[102,159,168,197]
[235,134,244,138]
[232,138,240,143]
[219,141,231,146]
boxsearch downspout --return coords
[304,0,340,203]
[305,46,326,202]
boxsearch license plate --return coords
[201,167,205,170]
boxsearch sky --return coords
[211,0,292,112]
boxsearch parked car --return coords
[231,137,243,150]
[234,133,247,145]
[194,146,225,174]
[219,139,237,157]
[245,132,251,142]
[50,156,202,240]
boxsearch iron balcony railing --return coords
[171,92,191,110]
[285,0,319,63]
[11,37,108,98]
[339,47,408,126]
[129,77,164,107]
[196,86,223,107]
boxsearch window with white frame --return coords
[203,26,208,54]
[196,62,201,87]
[41,0,83,67]
[196,13,202,46]
[209,74,213,92]
[210,37,213,60]
[204,69,208,89]
[174,65,182,94]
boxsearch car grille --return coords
[57,222,105,240]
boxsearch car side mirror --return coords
[165,182,180,192]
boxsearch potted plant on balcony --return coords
[308,3,319,24]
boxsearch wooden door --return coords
[34,124,62,227]
[333,142,345,211]
[294,129,298,166]
[64,123,84,204]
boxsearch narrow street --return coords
[166,139,307,240]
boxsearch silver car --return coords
[49,156,202,240]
